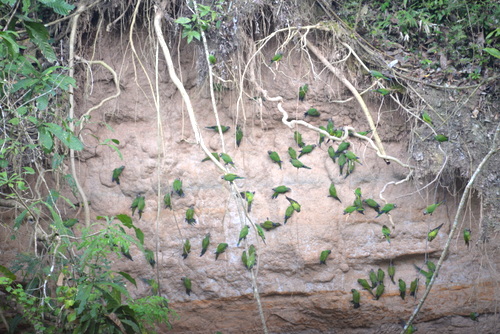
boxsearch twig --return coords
[192,0,226,153]
[402,122,500,333]
[76,57,121,129]
[68,3,90,227]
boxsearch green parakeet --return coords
[131,195,141,216]
[222,173,244,182]
[423,201,445,215]
[63,218,79,228]
[241,250,248,269]
[181,277,191,295]
[373,88,391,95]
[236,125,243,147]
[298,144,316,158]
[284,205,294,225]
[338,153,347,175]
[464,228,471,247]
[248,244,256,266]
[206,125,230,133]
[260,219,281,231]
[182,239,191,259]
[328,146,336,162]
[427,223,444,242]
[343,205,358,215]
[388,261,396,284]
[345,150,362,165]
[215,243,228,260]
[357,278,375,297]
[415,264,433,285]
[268,150,283,169]
[173,178,184,197]
[272,185,291,199]
[164,192,172,210]
[377,268,385,285]
[434,134,448,142]
[410,278,419,298]
[426,260,436,273]
[202,152,220,162]
[270,52,283,64]
[369,269,378,289]
[219,153,235,166]
[304,108,320,117]
[294,131,305,148]
[351,289,360,309]
[185,206,196,225]
[240,191,255,212]
[376,203,397,218]
[112,166,125,185]
[286,196,301,212]
[144,248,155,268]
[290,158,311,170]
[398,279,406,300]
[354,187,362,199]
[237,225,249,246]
[422,111,433,126]
[138,196,146,219]
[470,312,479,321]
[335,142,350,157]
[255,224,266,244]
[298,84,309,101]
[319,250,331,265]
[363,199,380,213]
[288,146,297,159]
[208,54,216,65]
[374,283,385,300]
[382,225,391,243]
[328,183,342,203]
[318,126,326,147]
[370,70,390,80]
[200,233,210,257]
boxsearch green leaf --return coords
[8,118,19,125]
[23,167,35,174]
[175,17,192,25]
[38,126,54,150]
[24,21,57,62]
[36,94,49,111]
[67,311,76,322]
[484,48,500,59]
[1,0,17,6]
[117,271,137,287]
[111,139,119,145]
[0,160,8,168]
[21,0,31,13]
[45,122,84,151]
[75,284,92,315]
[12,78,39,93]
[0,265,17,280]
[0,31,20,56]
[134,227,144,245]
[39,0,75,15]
[116,214,133,228]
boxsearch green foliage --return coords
[1,215,174,333]
[339,0,500,75]
[175,1,223,43]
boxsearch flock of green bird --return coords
[109,65,472,321]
